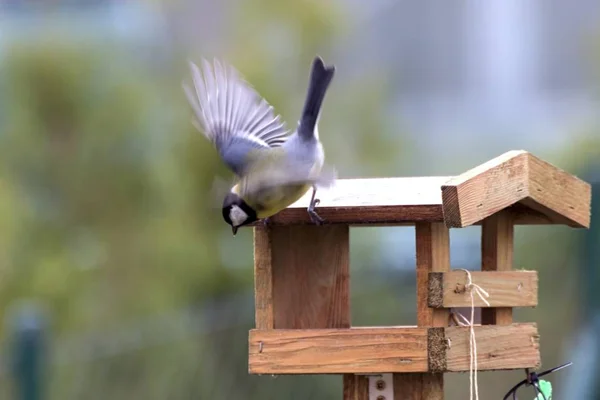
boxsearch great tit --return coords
[184,56,336,235]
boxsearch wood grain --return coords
[416,223,451,327]
[343,375,369,400]
[428,271,538,308]
[249,328,429,374]
[253,227,274,329]
[441,150,591,228]
[481,211,514,325]
[393,374,443,400]
[249,325,539,374]
[253,225,354,394]
[444,323,540,372]
[394,222,450,399]
[268,225,350,329]
[523,152,591,228]
[442,150,529,228]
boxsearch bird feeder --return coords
[248,150,591,399]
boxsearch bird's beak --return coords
[232,226,238,236]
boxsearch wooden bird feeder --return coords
[247,150,592,399]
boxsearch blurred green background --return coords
[0,0,599,399]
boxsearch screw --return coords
[376,396,386,400]
[375,379,386,390]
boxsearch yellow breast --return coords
[256,183,311,219]
[233,183,312,219]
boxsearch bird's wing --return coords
[184,59,290,176]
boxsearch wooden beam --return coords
[442,150,529,228]
[443,323,540,372]
[249,327,429,374]
[253,204,563,228]
[254,227,274,329]
[481,211,514,325]
[415,223,451,326]
[254,177,450,226]
[248,324,540,374]
[523,152,591,228]
[392,222,450,399]
[441,150,591,228]
[428,271,538,308]
[343,375,369,400]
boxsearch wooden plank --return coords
[343,375,369,400]
[249,325,540,374]
[393,374,443,400]
[252,205,560,227]
[442,150,529,228]
[253,227,274,329]
[254,177,450,226]
[249,327,429,374]
[481,211,514,325]
[444,323,540,372]
[428,271,538,308]
[266,225,350,329]
[441,150,592,228]
[523,152,591,228]
[394,222,450,399]
[416,223,451,326]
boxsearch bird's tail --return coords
[298,56,335,139]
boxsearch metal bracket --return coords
[368,373,393,400]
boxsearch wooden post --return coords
[481,210,514,325]
[393,222,450,399]
[343,374,369,400]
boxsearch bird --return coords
[183,55,337,235]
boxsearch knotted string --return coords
[453,269,491,400]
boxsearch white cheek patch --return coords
[229,205,249,227]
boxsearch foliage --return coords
[0,37,237,332]
[0,0,409,398]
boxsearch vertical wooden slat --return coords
[254,225,350,329]
[394,222,450,400]
[268,225,350,329]
[481,211,514,325]
[393,373,444,400]
[343,374,369,400]
[253,225,354,394]
[416,223,451,327]
[254,226,274,329]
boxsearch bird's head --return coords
[222,192,258,236]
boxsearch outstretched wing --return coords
[183,59,290,176]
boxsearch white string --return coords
[454,269,490,400]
